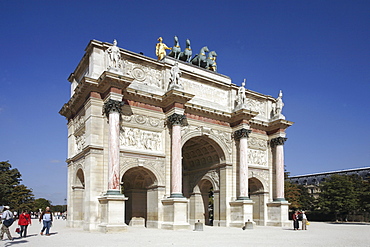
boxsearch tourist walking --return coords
[1,206,14,241]
[292,211,300,230]
[301,211,308,230]
[39,207,53,236]
[18,210,32,237]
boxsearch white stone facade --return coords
[60,39,293,232]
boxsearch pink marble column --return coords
[104,99,124,194]
[271,137,287,201]
[108,111,120,192]
[235,128,251,200]
[168,113,186,198]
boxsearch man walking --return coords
[1,206,14,241]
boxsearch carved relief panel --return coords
[123,60,163,89]
[120,114,165,154]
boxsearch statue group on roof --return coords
[155,36,218,72]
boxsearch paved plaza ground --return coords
[1,219,369,247]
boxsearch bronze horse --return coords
[190,46,209,68]
[179,39,192,63]
[168,36,181,60]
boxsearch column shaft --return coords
[239,137,249,199]
[171,124,182,197]
[275,145,285,200]
[108,111,120,192]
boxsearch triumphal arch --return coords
[60,38,293,232]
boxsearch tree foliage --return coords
[318,174,359,220]
[284,180,301,210]
[0,161,22,205]
[33,198,52,212]
[9,185,35,213]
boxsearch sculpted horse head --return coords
[168,36,181,59]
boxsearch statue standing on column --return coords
[106,39,123,71]
[235,79,247,110]
[272,90,285,120]
[168,62,183,90]
[156,37,171,61]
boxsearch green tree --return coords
[318,174,359,221]
[297,184,316,211]
[0,161,22,205]
[9,185,35,213]
[285,180,301,210]
[33,198,52,212]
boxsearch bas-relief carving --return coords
[73,114,85,132]
[75,131,86,153]
[181,125,232,154]
[248,137,268,150]
[182,79,228,107]
[120,156,165,182]
[245,98,266,117]
[123,60,163,88]
[248,149,267,166]
[120,127,162,152]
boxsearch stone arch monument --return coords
[60,39,293,232]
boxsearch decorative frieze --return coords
[248,137,268,150]
[103,99,124,117]
[122,114,163,128]
[270,137,287,147]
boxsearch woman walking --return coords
[39,207,53,236]
[18,210,32,238]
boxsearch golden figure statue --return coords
[156,37,171,61]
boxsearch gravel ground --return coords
[1,219,369,247]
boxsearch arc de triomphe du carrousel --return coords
[59,37,293,232]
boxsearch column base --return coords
[266,200,291,227]
[98,194,128,233]
[229,199,255,228]
[161,197,190,230]
[170,193,185,198]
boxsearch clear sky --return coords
[1,0,369,205]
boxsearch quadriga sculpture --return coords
[178,39,192,63]
[190,46,209,68]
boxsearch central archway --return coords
[182,135,225,226]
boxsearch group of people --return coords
[292,210,308,230]
[1,205,54,241]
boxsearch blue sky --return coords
[1,0,369,205]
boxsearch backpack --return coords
[3,218,14,227]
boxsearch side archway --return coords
[122,167,160,227]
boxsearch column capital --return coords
[168,113,186,126]
[103,99,124,117]
[270,137,287,147]
[234,128,251,140]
